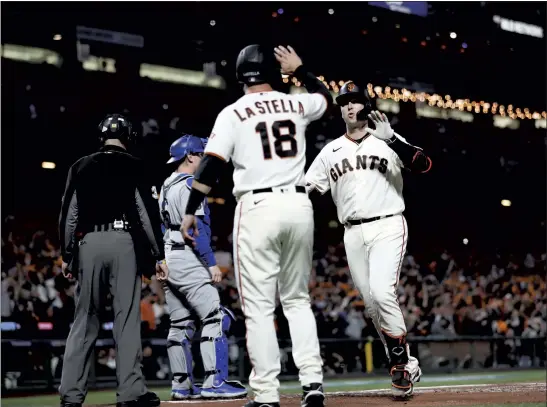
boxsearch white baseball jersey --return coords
[305,134,405,223]
[204,90,327,197]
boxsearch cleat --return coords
[390,364,418,399]
[171,385,202,400]
[201,380,248,399]
[302,383,325,407]
[243,402,280,407]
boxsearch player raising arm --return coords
[182,44,332,407]
[305,81,430,399]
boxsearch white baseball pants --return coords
[343,214,408,354]
[233,188,323,403]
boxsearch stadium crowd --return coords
[2,2,545,387]
[2,215,545,378]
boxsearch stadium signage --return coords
[368,2,428,17]
[493,15,544,38]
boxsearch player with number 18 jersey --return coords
[182,45,332,407]
[206,90,325,198]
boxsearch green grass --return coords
[2,369,545,407]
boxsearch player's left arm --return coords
[367,110,432,174]
[193,213,217,267]
[388,133,432,173]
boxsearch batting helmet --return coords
[335,81,373,120]
[236,44,277,86]
[98,114,135,143]
[167,134,208,164]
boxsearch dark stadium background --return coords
[1,0,546,392]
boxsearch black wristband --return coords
[388,136,415,164]
[294,65,321,93]
[293,65,308,79]
[185,189,206,215]
[293,65,333,108]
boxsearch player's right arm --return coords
[274,45,333,122]
[59,160,81,266]
[305,149,331,195]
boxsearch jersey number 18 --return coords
[255,120,297,159]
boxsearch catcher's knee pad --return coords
[200,306,235,385]
[167,316,196,384]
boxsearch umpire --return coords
[58,114,166,407]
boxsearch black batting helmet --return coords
[336,81,373,120]
[236,44,277,86]
[98,114,135,144]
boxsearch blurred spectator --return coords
[1,215,545,374]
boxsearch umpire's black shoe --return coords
[60,401,82,407]
[302,383,325,407]
[116,391,161,407]
[243,401,281,407]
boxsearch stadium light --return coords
[462,238,469,245]
[53,34,62,41]
[501,199,512,207]
[42,161,56,170]
[450,32,457,39]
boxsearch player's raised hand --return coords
[367,110,395,141]
[181,214,199,247]
[274,45,302,75]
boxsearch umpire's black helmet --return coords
[236,44,277,86]
[98,114,135,144]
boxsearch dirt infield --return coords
[136,382,546,407]
[84,383,546,407]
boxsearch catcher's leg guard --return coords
[200,306,247,398]
[167,316,201,399]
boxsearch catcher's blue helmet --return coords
[167,134,208,164]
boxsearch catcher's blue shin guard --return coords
[200,306,247,399]
[167,318,202,400]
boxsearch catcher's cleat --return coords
[171,384,202,400]
[201,379,248,398]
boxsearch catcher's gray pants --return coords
[164,245,221,388]
[59,231,147,404]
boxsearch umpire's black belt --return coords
[89,221,130,232]
[345,214,395,227]
[252,186,306,194]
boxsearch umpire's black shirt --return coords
[59,144,165,267]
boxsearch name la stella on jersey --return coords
[233,98,306,122]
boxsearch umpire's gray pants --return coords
[59,231,147,404]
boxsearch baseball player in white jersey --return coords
[305,81,432,398]
[181,45,333,407]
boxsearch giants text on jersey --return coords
[205,91,327,198]
[305,134,406,223]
